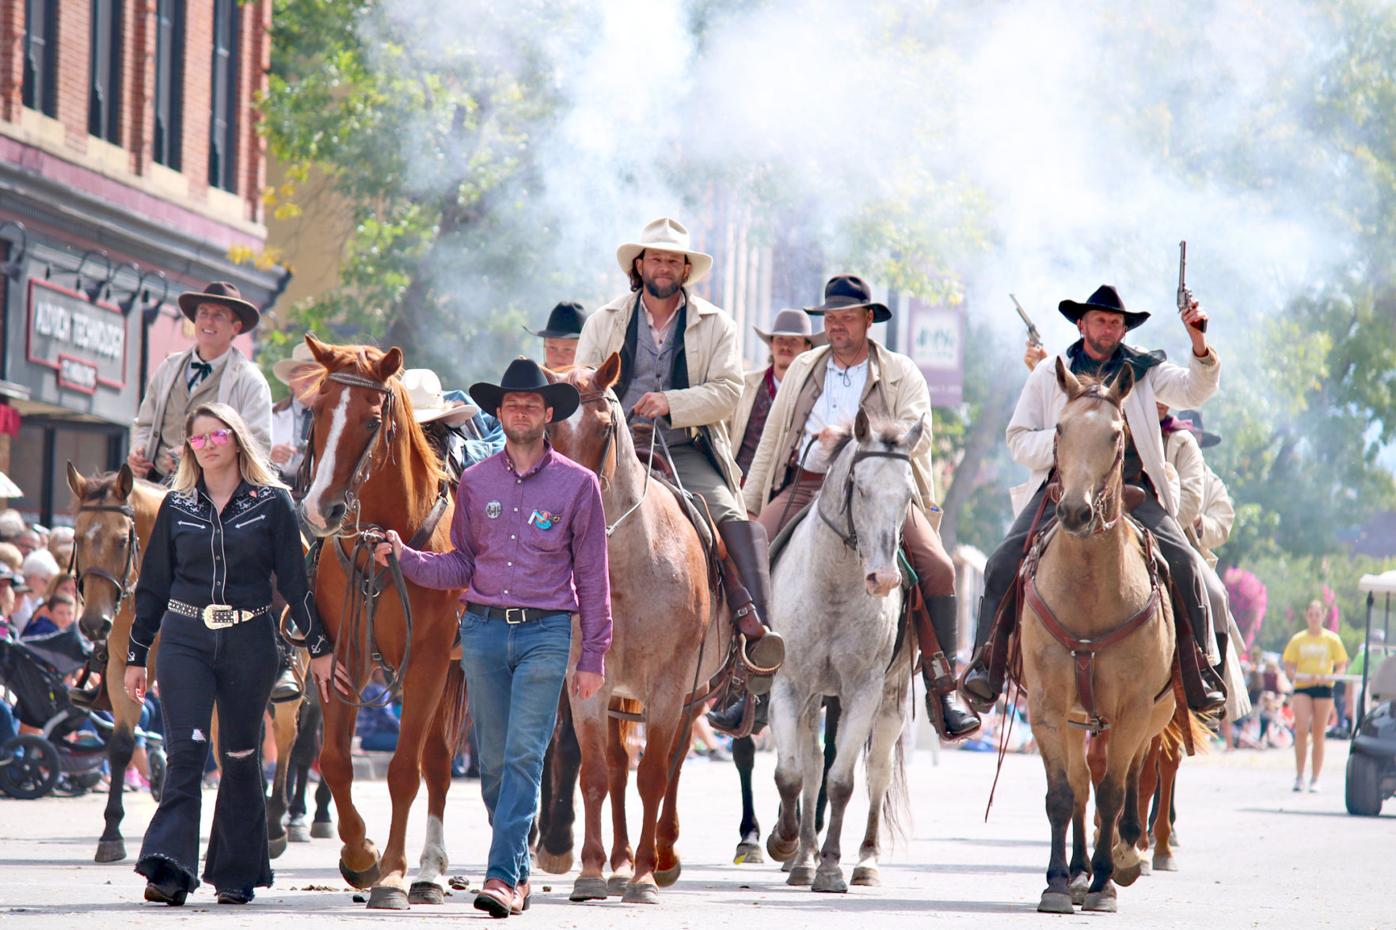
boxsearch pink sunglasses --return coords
[188,429,233,450]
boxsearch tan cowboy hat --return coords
[615,217,713,286]
[400,369,479,426]
[272,343,318,385]
[754,308,826,347]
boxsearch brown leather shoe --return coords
[474,878,513,918]
[511,880,531,915]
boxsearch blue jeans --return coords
[460,609,572,887]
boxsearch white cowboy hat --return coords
[400,369,479,426]
[615,217,714,286]
[272,343,318,385]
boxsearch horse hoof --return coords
[734,841,765,865]
[1114,860,1142,888]
[787,865,815,886]
[1068,874,1090,905]
[606,873,633,896]
[366,885,409,910]
[1038,891,1075,914]
[287,821,311,843]
[339,857,382,889]
[94,840,126,863]
[812,869,847,894]
[1138,859,1153,877]
[850,866,879,886]
[1083,888,1118,913]
[655,859,681,888]
[766,832,797,863]
[570,875,608,902]
[1153,853,1178,872]
[408,881,444,905]
[310,821,335,839]
[268,833,288,860]
[621,881,660,905]
[537,847,574,875]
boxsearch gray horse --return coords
[765,409,921,893]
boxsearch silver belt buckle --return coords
[504,608,527,625]
[202,604,238,629]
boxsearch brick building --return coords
[0,0,283,525]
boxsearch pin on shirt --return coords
[485,501,502,519]
[529,509,560,530]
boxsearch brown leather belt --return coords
[465,602,570,625]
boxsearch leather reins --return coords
[816,447,913,550]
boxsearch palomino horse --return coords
[546,356,736,905]
[298,335,468,910]
[764,410,919,893]
[1019,360,1176,914]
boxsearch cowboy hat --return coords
[400,369,480,426]
[469,358,580,422]
[271,343,318,385]
[616,217,714,286]
[524,301,589,340]
[754,308,826,346]
[805,275,892,323]
[1058,284,1150,330]
[177,281,261,331]
[1174,409,1220,448]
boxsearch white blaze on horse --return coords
[765,409,920,893]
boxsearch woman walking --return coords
[123,402,336,905]
[1282,600,1348,793]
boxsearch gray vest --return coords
[619,312,689,447]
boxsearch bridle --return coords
[304,370,399,538]
[1049,391,1127,536]
[71,501,140,619]
[817,446,912,551]
[570,388,657,537]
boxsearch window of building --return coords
[21,0,59,117]
[88,0,124,144]
[208,0,241,192]
[153,0,186,170]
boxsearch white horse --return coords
[765,409,921,893]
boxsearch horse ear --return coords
[305,333,335,367]
[1055,357,1083,400]
[903,414,926,451]
[66,461,87,500]
[595,352,622,391]
[377,347,404,381]
[854,406,871,443]
[114,464,134,500]
[1108,363,1136,404]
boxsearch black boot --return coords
[717,521,785,693]
[960,596,1002,713]
[271,636,303,704]
[707,692,767,736]
[923,595,981,740]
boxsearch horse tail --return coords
[612,698,645,750]
[1160,709,1213,761]
[440,660,472,757]
[881,736,912,849]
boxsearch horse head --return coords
[66,462,139,644]
[822,408,925,597]
[299,333,407,537]
[547,352,626,481]
[1052,357,1134,536]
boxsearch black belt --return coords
[465,602,570,625]
[169,599,272,629]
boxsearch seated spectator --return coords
[0,564,18,635]
[21,593,77,639]
[0,508,24,546]
[357,679,401,753]
[14,528,41,559]
[0,541,22,574]
[47,526,75,572]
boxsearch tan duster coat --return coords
[575,290,744,492]
[131,346,273,459]
[741,341,937,518]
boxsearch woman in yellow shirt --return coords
[1281,600,1349,794]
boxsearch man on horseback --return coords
[961,284,1227,715]
[528,301,589,371]
[574,217,785,720]
[735,274,981,741]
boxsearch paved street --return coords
[1,738,1390,929]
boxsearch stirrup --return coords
[738,632,783,678]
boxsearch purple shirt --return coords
[396,444,613,675]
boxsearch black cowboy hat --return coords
[524,301,588,340]
[177,281,261,332]
[1174,409,1221,448]
[1058,284,1150,331]
[805,275,892,323]
[470,358,580,422]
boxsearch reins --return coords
[71,501,140,616]
[816,447,912,550]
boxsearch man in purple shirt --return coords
[376,358,611,918]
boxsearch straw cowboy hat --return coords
[177,281,261,331]
[616,217,713,286]
[525,301,589,339]
[1058,284,1151,331]
[272,343,318,385]
[754,308,826,346]
[401,369,479,425]
[805,274,891,323]
[470,358,580,422]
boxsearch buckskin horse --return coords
[546,356,739,905]
[1018,361,1178,914]
[298,335,468,910]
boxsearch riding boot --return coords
[1174,598,1226,715]
[916,594,981,740]
[271,635,303,704]
[961,595,1011,713]
[707,522,784,737]
[707,691,767,736]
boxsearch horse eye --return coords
[366,418,382,430]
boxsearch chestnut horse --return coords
[298,335,468,910]
[1019,361,1176,915]
[546,356,736,905]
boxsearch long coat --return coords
[741,341,938,518]
[728,368,770,459]
[1007,347,1220,518]
[575,289,744,493]
[131,346,273,459]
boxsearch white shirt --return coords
[186,346,231,390]
[799,356,869,473]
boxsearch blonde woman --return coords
[122,403,336,906]
[1282,600,1349,793]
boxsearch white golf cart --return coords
[1346,570,1396,816]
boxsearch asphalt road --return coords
[0,736,1390,928]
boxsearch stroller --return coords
[0,626,165,800]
